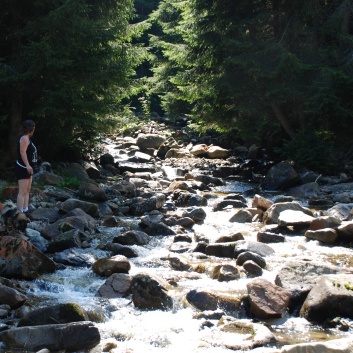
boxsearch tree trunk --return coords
[8,88,23,162]
[270,101,295,139]
[342,2,350,34]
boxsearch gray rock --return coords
[131,273,173,310]
[247,278,291,319]
[300,274,353,323]
[96,273,132,298]
[0,321,100,351]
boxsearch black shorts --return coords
[15,163,31,180]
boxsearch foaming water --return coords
[18,187,353,352]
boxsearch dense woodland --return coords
[1,0,353,173]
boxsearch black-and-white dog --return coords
[0,200,30,233]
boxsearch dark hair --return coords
[21,120,36,134]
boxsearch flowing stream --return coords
[8,181,353,352]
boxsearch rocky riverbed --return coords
[1,118,353,353]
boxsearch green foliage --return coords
[278,129,338,173]
[147,0,353,172]
[58,176,81,190]
[0,0,146,161]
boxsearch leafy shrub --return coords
[278,129,338,173]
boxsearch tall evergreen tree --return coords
[149,0,353,170]
[0,0,146,161]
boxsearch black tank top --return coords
[17,135,38,168]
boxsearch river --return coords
[11,179,352,353]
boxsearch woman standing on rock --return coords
[15,120,38,215]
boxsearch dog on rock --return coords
[0,200,30,233]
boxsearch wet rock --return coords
[213,199,247,211]
[211,264,241,282]
[130,273,173,310]
[96,273,132,298]
[169,241,192,253]
[129,194,166,216]
[46,229,86,253]
[173,191,208,207]
[326,203,353,221]
[110,180,137,197]
[263,202,313,225]
[186,289,244,312]
[99,153,115,165]
[205,243,236,258]
[53,248,97,267]
[0,321,100,351]
[215,232,244,243]
[300,274,353,323]
[262,161,300,190]
[204,317,276,351]
[59,199,100,218]
[252,194,273,211]
[166,255,193,271]
[106,243,138,258]
[337,221,353,242]
[229,209,253,223]
[142,221,176,236]
[275,261,340,309]
[41,215,95,241]
[25,228,49,252]
[92,255,131,277]
[277,210,315,228]
[0,285,28,309]
[0,236,56,279]
[247,278,291,319]
[243,260,263,277]
[309,216,342,230]
[113,230,150,246]
[257,231,285,243]
[29,207,62,223]
[234,240,275,258]
[278,337,353,353]
[188,173,224,186]
[18,302,90,326]
[182,207,207,223]
[236,251,266,269]
[287,182,320,198]
[165,148,192,159]
[304,228,338,244]
[168,181,190,192]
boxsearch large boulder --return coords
[186,289,244,312]
[130,273,173,310]
[0,284,28,309]
[96,273,132,298]
[247,278,291,319]
[263,202,313,225]
[262,161,300,190]
[136,133,166,150]
[0,321,100,351]
[300,274,353,323]
[18,302,90,326]
[275,261,340,308]
[92,255,131,277]
[0,236,55,280]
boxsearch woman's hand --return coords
[26,166,33,175]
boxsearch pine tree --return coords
[0,0,146,161]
